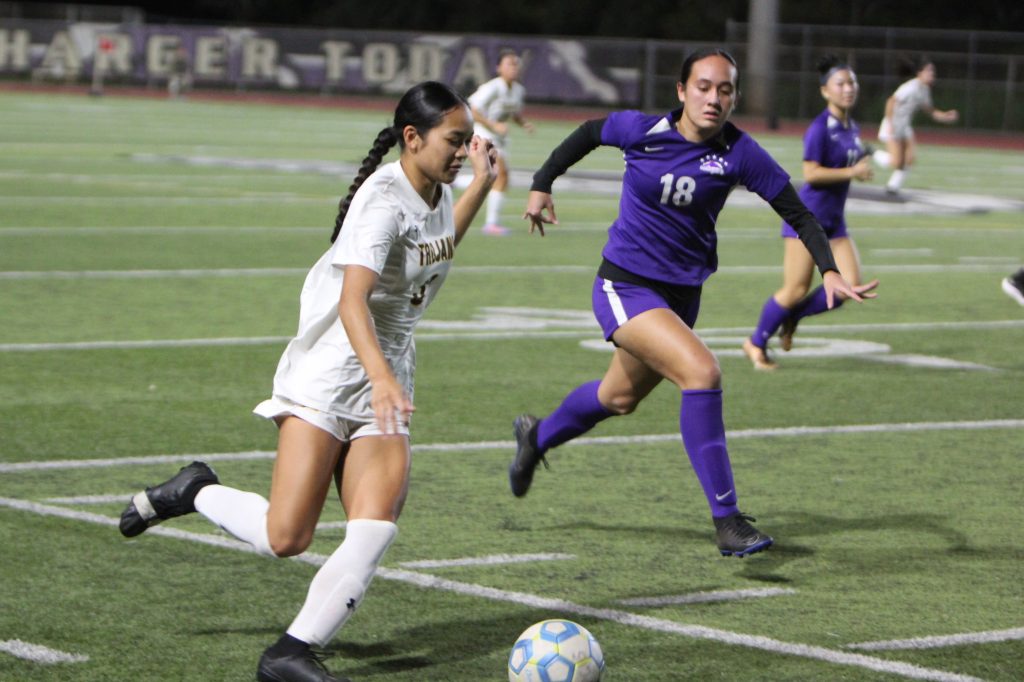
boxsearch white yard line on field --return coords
[2,318,1023,353]
[846,627,1024,651]
[397,553,576,569]
[0,263,1017,281]
[0,496,985,682]
[2,418,1022,474]
[0,639,89,664]
[618,587,797,607]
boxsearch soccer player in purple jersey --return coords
[509,48,876,558]
[745,55,881,370]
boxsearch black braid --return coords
[331,126,399,243]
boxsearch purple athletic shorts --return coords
[781,218,848,240]
[591,276,701,341]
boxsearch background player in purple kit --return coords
[509,48,876,557]
[744,55,881,370]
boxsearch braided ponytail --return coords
[331,127,399,243]
[330,81,468,243]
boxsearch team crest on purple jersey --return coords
[699,154,729,175]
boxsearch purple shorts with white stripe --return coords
[591,276,701,341]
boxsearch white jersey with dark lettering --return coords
[468,76,526,149]
[263,160,455,422]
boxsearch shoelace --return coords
[731,513,760,539]
[307,648,335,674]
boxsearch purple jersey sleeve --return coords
[600,110,646,149]
[735,134,791,202]
[802,115,828,164]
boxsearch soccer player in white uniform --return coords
[467,49,534,236]
[877,56,959,194]
[119,81,497,682]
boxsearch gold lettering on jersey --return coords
[417,235,455,267]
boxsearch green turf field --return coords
[1,91,1022,681]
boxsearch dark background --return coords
[32,0,1024,36]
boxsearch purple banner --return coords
[0,19,643,105]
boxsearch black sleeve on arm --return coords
[530,118,606,193]
[769,183,839,275]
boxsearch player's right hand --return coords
[523,190,557,237]
[370,375,415,435]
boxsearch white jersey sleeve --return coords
[333,196,400,274]
[468,78,503,115]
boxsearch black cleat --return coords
[714,512,774,557]
[508,414,547,497]
[1002,274,1024,306]
[119,461,219,537]
[256,646,349,682]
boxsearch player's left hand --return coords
[467,135,498,185]
[822,271,879,308]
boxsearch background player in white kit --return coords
[877,55,959,194]
[466,49,534,236]
[118,81,497,682]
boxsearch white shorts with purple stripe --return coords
[591,276,701,341]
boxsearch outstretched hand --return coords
[822,271,879,308]
[523,190,558,236]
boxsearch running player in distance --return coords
[876,55,959,194]
[466,49,534,236]
[744,54,880,369]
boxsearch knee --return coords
[775,284,809,308]
[683,361,722,391]
[268,527,313,558]
[602,394,639,416]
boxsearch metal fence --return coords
[721,21,1023,131]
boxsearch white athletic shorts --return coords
[878,116,913,142]
[253,395,409,441]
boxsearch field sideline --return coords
[0,89,1022,681]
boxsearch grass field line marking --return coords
[0,196,330,205]
[0,639,89,665]
[4,419,1024,474]
[0,268,308,280]
[2,225,1020,236]
[2,318,1023,353]
[380,569,983,682]
[846,627,1024,651]
[0,226,329,235]
[617,587,798,607]
[0,263,1017,281]
[44,493,132,504]
[0,497,982,682]
[397,553,576,569]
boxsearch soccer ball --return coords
[508,619,604,682]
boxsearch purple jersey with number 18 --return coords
[599,109,791,286]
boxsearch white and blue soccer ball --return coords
[508,619,605,682]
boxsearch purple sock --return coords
[750,296,790,349]
[679,389,738,518]
[792,285,842,322]
[536,380,614,451]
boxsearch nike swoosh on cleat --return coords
[715,489,733,501]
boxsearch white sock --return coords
[872,149,891,168]
[485,190,504,226]
[887,169,906,191]
[286,519,398,646]
[194,484,275,557]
